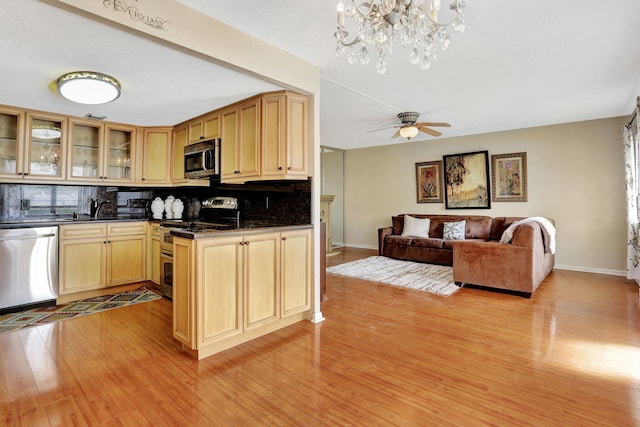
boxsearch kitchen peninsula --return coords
[170,223,313,360]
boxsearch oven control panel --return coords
[202,196,238,210]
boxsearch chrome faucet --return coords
[90,199,111,219]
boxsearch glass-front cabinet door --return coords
[67,120,135,183]
[26,112,66,180]
[104,124,134,183]
[0,107,24,178]
[68,119,103,181]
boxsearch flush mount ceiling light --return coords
[335,0,467,74]
[31,125,61,140]
[57,71,121,104]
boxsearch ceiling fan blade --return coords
[366,125,401,133]
[391,129,402,139]
[418,126,442,137]
[415,122,451,128]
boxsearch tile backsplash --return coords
[0,179,312,223]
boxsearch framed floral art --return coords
[491,152,528,202]
[415,160,443,203]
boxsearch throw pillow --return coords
[401,215,430,238]
[443,220,466,240]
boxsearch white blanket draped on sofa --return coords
[499,217,556,254]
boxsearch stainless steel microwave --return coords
[184,138,220,179]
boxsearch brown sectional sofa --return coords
[378,214,555,297]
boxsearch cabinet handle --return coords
[287,167,292,170]
[141,177,146,181]
[17,172,23,176]
[23,172,28,176]
[278,166,283,170]
[282,237,287,241]
[200,136,205,140]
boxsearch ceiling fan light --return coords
[399,126,419,139]
[57,71,121,105]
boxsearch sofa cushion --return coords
[443,220,466,240]
[411,238,445,249]
[490,217,526,240]
[401,215,430,238]
[427,215,460,238]
[443,238,486,249]
[460,216,493,239]
[385,235,414,246]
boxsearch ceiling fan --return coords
[368,112,451,140]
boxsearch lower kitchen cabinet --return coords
[59,222,147,295]
[149,223,162,285]
[280,228,311,317]
[172,227,312,360]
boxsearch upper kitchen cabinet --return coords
[172,125,208,186]
[104,124,135,183]
[220,98,260,183]
[261,92,309,179]
[0,106,25,179]
[188,113,220,144]
[23,112,68,181]
[67,120,135,184]
[139,127,172,185]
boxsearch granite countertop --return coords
[0,216,313,234]
[166,220,313,240]
[0,215,150,229]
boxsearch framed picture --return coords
[415,160,443,203]
[443,150,491,209]
[491,152,528,202]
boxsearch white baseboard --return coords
[339,245,627,277]
[554,264,626,277]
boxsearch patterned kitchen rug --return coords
[0,287,162,334]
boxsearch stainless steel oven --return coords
[159,228,173,299]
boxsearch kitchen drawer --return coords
[150,223,163,238]
[59,224,108,239]
[108,222,146,236]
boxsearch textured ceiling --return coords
[2,0,640,150]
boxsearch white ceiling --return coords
[2,0,640,150]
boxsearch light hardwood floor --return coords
[1,247,639,426]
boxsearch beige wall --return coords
[343,116,628,275]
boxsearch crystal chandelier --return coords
[335,0,467,74]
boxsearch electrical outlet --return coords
[20,199,30,210]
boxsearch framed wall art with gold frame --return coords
[443,150,491,209]
[415,160,444,203]
[491,152,527,202]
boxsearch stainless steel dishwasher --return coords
[0,226,58,314]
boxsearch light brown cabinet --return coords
[23,112,68,181]
[59,222,147,295]
[261,92,309,179]
[0,106,25,179]
[172,227,312,360]
[148,223,163,286]
[139,127,172,185]
[220,98,260,182]
[67,119,135,184]
[171,125,208,186]
[280,228,311,317]
[188,113,220,144]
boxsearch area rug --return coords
[326,256,460,296]
[0,287,162,334]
